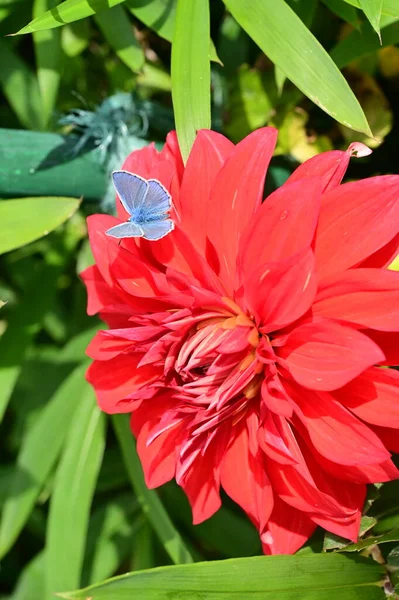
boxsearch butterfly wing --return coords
[112,171,149,215]
[106,222,144,238]
[141,219,174,241]
[141,179,172,217]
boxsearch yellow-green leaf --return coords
[0,196,80,255]
[171,0,211,162]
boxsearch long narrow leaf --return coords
[58,554,385,600]
[95,5,144,73]
[359,0,384,35]
[112,414,193,565]
[45,389,105,598]
[223,0,372,136]
[14,0,126,34]
[0,39,44,129]
[321,0,361,27]
[0,363,89,559]
[33,0,62,126]
[343,0,398,18]
[0,196,80,255]
[171,0,211,161]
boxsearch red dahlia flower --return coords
[82,128,399,555]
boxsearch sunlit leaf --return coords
[0,196,80,255]
[46,388,105,597]
[12,551,45,600]
[112,414,193,565]
[14,0,126,34]
[61,20,90,56]
[95,5,144,73]
[171,0,211,161]
[359,0,384,35]
[343,0,399,17]
[223,0,372,136]
[58,554,385,599]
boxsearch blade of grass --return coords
[223,0,372,136]
[33,0,62,127]
[171,0,211,162]
[95,5,144,73]
[0,364,89,559]
[359,0,384,37]
[45,388,106,598]
[112,414,193,565]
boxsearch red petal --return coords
[81,265,122,316]
[179,130,233,253]
[286,150,350,191]
[278,319,385,391]
[315,176,399,279]
[370,424,399,453]
[314,269,399,331]
[239,177,322,276]
[87,214,121,285]
[287,384,390,466]
[262,497,316,555]
[131,395,182,489]
[207,127,278,292]
[86,354,160,413]
[87,330,135,360]
[361,232,399,268]
[311,511,361,543]
[363,330,399,366]
[334,367,399,428]
[221,412,274,535]
[285,143,370,192]
[177,425,230,524]
[245,248,316,332]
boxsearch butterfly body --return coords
[105,170,174,241]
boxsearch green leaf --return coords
[330,19,399,68]
[95,5,145,73]
[12,551,45,600]
[321,0,361,27]
[344,0,399,17]
[171,0,211,162]
[0,261,64,424]
[33,0,62,127]
[126,0,176,42]
[46,389,105,597]
[0,39,44,130]
[338,528,399,552]
[13,0,126,34]
[58,554,385,599]
[132,520,155,571]
[223,0,372,136]
[61,20,90,56]
[0,363,89,559]
[112,414,194,565]
[0,196,80,255]
[323,516,378,551]
[359,0,384,35]
[82,495,141,585]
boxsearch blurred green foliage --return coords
[0,0,399,598]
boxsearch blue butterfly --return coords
[105,170,175,241]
